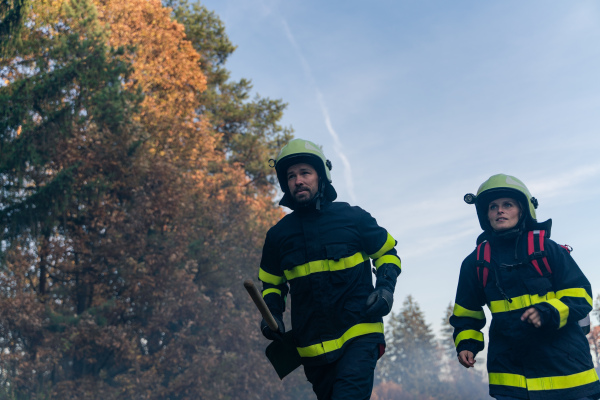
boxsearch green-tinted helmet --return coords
[270,138,337,207]
[464,174,541,232]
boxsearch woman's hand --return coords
[521,307,542,328]
[458,350,476,368]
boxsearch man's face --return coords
[287,163,319,205]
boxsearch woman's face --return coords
[487,197,522,231]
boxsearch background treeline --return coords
[0,1,598,399]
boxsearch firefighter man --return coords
[258,139,402,399]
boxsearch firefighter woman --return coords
[450,173,600,400]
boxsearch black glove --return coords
[260,315,285,342]
[364,287,393,317]
[364,264,399,318]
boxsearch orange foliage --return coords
[96,0,211,161]
[95,0,217,176]
[1,0,290,397]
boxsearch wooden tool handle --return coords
[244,279,279,331]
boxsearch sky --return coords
[198,0,600,335]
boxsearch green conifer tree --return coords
[376,295,442,399]
[439,302,489,400]
[0,0,29,52]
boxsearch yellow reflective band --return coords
[296,322,384,358]
[283,252,368,281]
[262,288,281,297]
[454,329,484,348]
[374,254,401,269]
[489,372,527,388]
[557,288,593,307]
[528,368,599,391]
[368,233,396,260]
[259,268,286,286]
[453,303,485,320]
[490,369,599,391]
[546,298,569,328]
[489,292,556,314]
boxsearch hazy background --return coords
[199,0,600,334]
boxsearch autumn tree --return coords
[153,2,312,397]
[1,0,308,398]
[375,295,442,399]
[164,0,293,195]
[0,0,149,397]
[96,0,306,396]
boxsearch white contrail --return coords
[279,19,358,203]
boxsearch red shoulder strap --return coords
[476,241,490,287]
[527,230,552,275]
[560,244,572,254]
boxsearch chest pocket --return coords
[326,244,351,261]
[516,257,554,297]
[523,276,553,297]
[280,249,305,271]
[326,244,363,285]
[486,262,523,299]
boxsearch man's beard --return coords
[293,188,317,207]
[294,193,314,206]
[292,179,322,208]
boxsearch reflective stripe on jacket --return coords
[450,233,600,400]
[259,201,400,366]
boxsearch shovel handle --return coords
[244,279,279,331]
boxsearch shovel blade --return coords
[265,330,302,380]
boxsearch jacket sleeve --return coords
[533,240,593,330]
[450,253,487,356]
[356,207,401,291]
[257,230,289,319]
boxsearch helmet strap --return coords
[315,179,326,210]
